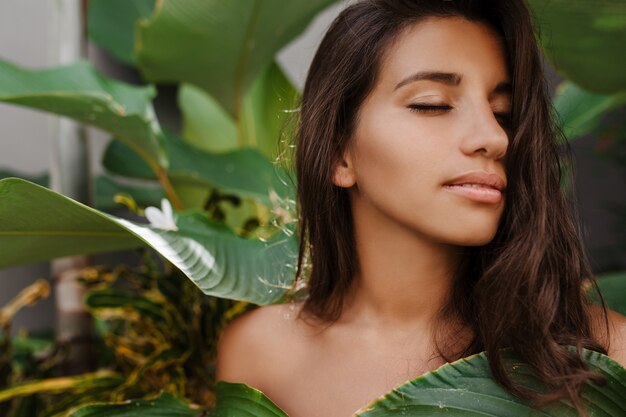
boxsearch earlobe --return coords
[332,150,356,188]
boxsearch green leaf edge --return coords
[214,348,626,417]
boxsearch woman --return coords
[216,1,626,416]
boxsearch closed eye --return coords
[408,104,512,130]
[407,104,453,113]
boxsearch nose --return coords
[460,102,509,160]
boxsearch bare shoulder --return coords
[215,302,305,388]
[588,304,626,368]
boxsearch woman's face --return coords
[334,17,511,246]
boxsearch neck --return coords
[340,192,463,331]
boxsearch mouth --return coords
[444,171,506,191]
[443,171,506,204]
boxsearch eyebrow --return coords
[394,70,512,96]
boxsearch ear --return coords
[332,147,356,188]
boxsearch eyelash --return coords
[408,104,512,128]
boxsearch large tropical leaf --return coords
[179,62,299,161]
[212,382,288,417]
[67,392,203,417]
[95,175,165,212]
[87,0,156,65]
[0,59,167,169]
[357,349,625,416]
[554,82,626,141]
[0,177,139,267]
[212,349,626,416]
[240,62,299,162]
[135,0,336,115]
[594,272,626,316]
[114,211,297,304]
[102,131,296,207]
[527,0,626,93]
[0,178,296,305]
[0,170,48,187]
[178,83,238,154]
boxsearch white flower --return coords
[144,198,178,231]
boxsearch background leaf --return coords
[135,0,336,115]
[594,272,626,316]
[179,62,299,161]
[67,392,203,417]
[0,179,297,305]
[554,82,626,141]
[87,0,156,65]
[527,0,626,93]
[103,131,295,207]
[95,175,165,212]
[0,59,167,169]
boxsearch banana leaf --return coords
[95,175,165,212]
[554,82,626,141]
[527,0,626,94]
[135,0,336,116]
[0,59,167,169]
[0,178,297,305]
[102,131,296,207]
[180,62,299,161]
[212,349,626,416]
[67,392,204,417]
[87,0,156,65]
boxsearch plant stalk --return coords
[155,167,185,210]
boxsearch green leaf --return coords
[0,178,296,305]
[0,170,48,187]
[178,83,238,153]
[0,59,168,169]
[95,175,165,212]
[67,392,203,417]
[179,62,299,161]
[117,211,297,304]
[357,349,626,416]
[0,178,140,267]
[241,62,300,162]
[213,349,626,417]
[528,0,626,93]
[212,381,289,417]
[594,272,626,316]
[0,370,122,403]
[554,82,626,141]
[85,289,172,325]
[103,131,295,207]
[135,0,336,115]
[87,0,156,65]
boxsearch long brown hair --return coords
[292,0,609,414]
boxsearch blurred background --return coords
[0,0,348,336]
[3,0,624,336]
[0,0,624,415]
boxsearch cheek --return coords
[353,116,446,191]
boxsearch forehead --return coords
[377,17,510,88]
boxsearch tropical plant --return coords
[0,0,625,416]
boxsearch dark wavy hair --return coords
[291,0,610,414]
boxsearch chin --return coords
[455,227,499,246]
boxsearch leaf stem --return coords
[154,167,184,210]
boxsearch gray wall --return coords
[1,1,624,336]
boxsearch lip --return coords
[443,171,507,204]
